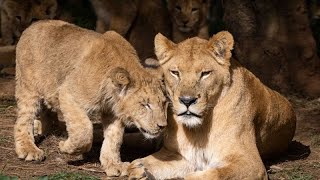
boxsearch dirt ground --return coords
[0,74,319,180]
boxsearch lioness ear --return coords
[111,67,131,94]
[207,31,234,65]
[154,33,176,65]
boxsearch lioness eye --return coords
[170,70,180,78]
[175,5,181,11]
[200,71,212,79]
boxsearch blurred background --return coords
[0,0,319,97]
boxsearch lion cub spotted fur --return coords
[128,31,296,179]
[0,0,57,45]
[168,0,210,43]
[14,20,167,177]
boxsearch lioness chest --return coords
[180,146,223,171]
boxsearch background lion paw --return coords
[103,162,129,177]
[16,144,45,161]
[33,119,43,137]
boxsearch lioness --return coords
[14,20,167,177]
[128,31,296,179]
[168,0,209,43]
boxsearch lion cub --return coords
[14,20,167,177]
[128,31,296,179]
[168,0,210,43]
[0,0,57,45]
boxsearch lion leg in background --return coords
[99,113,128,177]
[58,86,93,155]
[128,148,193,179]
[14,84,44,161]
[1,13,14,45]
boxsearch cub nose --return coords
[179,96,197,107]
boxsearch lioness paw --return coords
[103,162,129,177]
[128,159,151,180]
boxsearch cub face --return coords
[168,0,208,33]
[111,68,168,138]
[154,31,234,127]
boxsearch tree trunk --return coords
[223,0,320,97]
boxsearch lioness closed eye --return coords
[128,31,296,180]
[14,20,167,177]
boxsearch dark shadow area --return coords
[264,141,311,168]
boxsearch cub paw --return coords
[16,144,45,161]
[103,162,130,177]
[128,159,150,180]
[59,140,91,155]
[33,119,43,137]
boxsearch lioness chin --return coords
[128,31,296,179]
[14,20,167,177]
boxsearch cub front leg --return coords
[128,148,194,180]
[58,90,93,154]
[100,114,128,177]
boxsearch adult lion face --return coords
[154,31,234,127]
[168,0,208,33]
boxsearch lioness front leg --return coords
[100,115,128,177]
[185,154,268,180]
[58,90,93,154]
[128,148,194,180]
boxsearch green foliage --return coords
[0,174,19,180]
[40,172,100,180]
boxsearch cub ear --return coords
[154,33,176,65]
[207,31,234,65]
[111,67,131,94]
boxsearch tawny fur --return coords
[167,0,210,43]
[0,0,57,45]
[14,20,167,177]
[128,31,296,179]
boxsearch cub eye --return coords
[191,8,199,12]
[15,16,22,21]
[169,70,180,78]
[200,71,212,79]
[175,5,181,11]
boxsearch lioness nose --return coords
[179,96,197,107]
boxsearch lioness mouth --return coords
[178,111,201,118]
